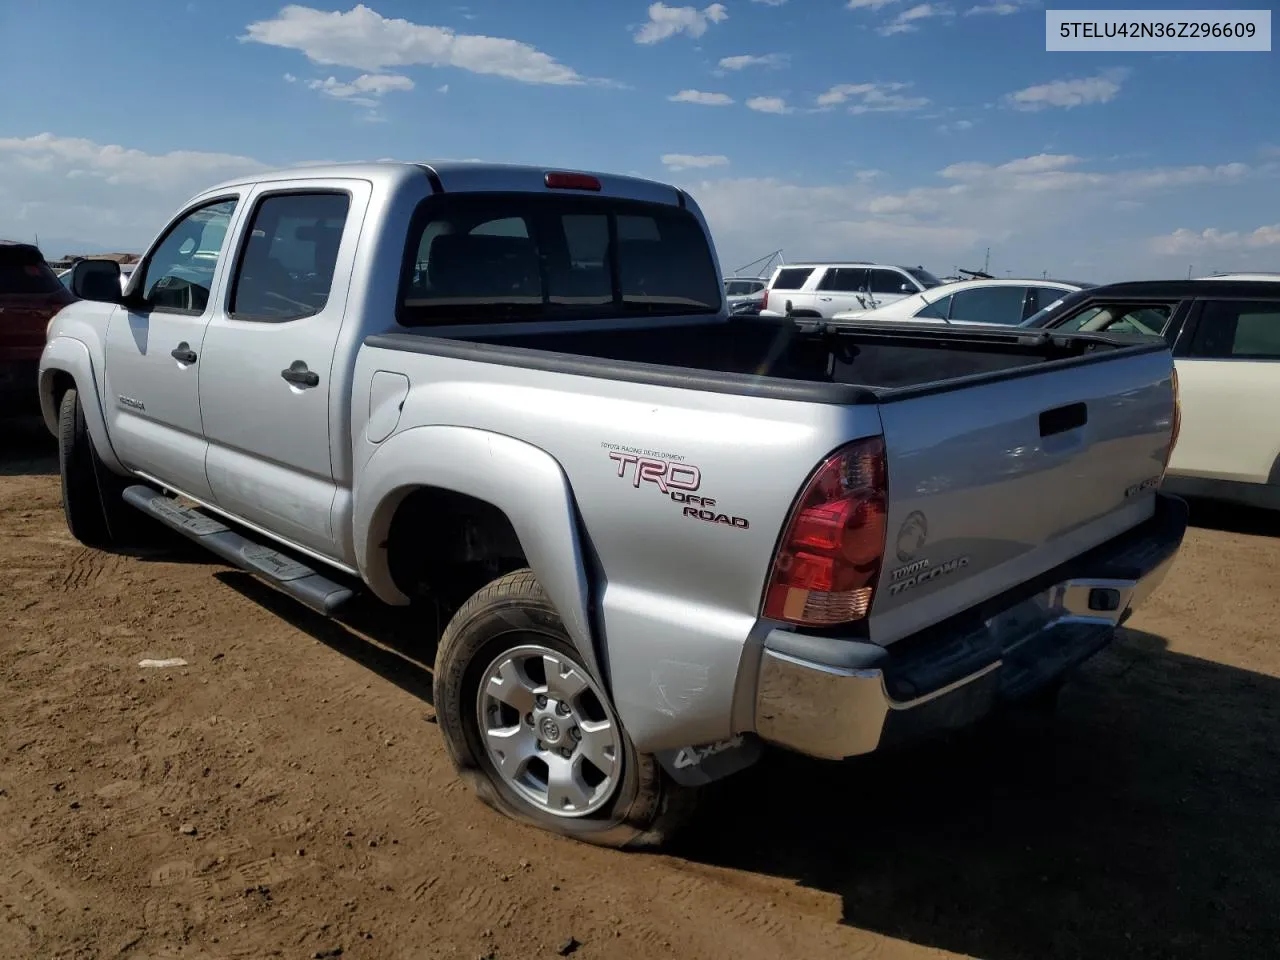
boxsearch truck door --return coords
[102,196,242,500]
[197,179,370,559]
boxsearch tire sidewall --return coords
[434,587,651,845]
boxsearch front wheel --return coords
[433,569,696,848]
[57,387,163,550]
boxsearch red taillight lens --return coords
[545,171,602,191]
[761,287,769,312]
[763,437,888,626]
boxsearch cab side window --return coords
[1188,300,1280,360]
[138,199,238,314]
[230,192,352,322]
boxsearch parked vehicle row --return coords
[757,260,942,319]
[41,161,1184,849]
[830,277,1092,326]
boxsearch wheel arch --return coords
[354,425,602,683]
[39,336,125,472]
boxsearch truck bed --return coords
[367,316,1162,404]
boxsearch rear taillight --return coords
[762,437,888,626]
[1162,366,1181,475]
[761,286,769,312]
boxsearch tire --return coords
[58,387,115,549]
[57,387,160,549]
[433,568,697,849]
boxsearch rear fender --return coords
[38,335,125,473]
[354,425,600,682]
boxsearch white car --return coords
[1027,278,1280,511]
[832,278,1090,326]
[759,261,941,319]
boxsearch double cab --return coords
[42,162,1186,847]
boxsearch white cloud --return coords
[1006,69,1128,111]
[965,1,1029,14]
[814,82,930,114]
[669,88,734,105]
[1150,225,1280,256]
[847,0,898,9]
[661,153,730,171]
[283,72,298,83]
[0,133,269,253]
[242,3,592,85]
[746,95,793,114]
[634,3,728,44]
[880,3,953,35]
[308,72,414,107]
[937,119,975,133]
[752,0,788,5]
[718,53,788,70]
[438,83,450,93]
[670,152,1278,281]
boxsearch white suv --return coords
[759,261,941,319]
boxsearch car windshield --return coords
[902,266,942,289]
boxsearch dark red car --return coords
[0,241,75,417]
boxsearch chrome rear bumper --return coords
[753,493,1187,761]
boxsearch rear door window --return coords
[230,192,352,322]
[817,268,867,292]
[1187,300,1280,359]
[771,267,815,290]
[947,286,1030,325]
[400,193,720,324]
[0,246,62,295]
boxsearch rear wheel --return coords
[433,569,697,848]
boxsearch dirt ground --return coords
[1,419,1277,960]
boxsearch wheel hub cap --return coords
[476,644,622,819]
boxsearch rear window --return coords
[0,247,62,295]
[770,267,815,290]
[398,193,721,325]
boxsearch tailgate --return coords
[869,345,1176,645]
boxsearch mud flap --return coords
[655,735,764,787]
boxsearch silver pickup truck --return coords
[41,161,1187,848]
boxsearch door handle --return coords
[171,344,197,364]
[281,362,319,388]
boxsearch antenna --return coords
[983,247,991,274]
[1186,264,1193,280]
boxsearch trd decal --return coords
[603,443,750,530]
[608,451,701,493]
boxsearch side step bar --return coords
[123,485,354,616]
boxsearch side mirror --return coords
[70,259,123,303]
[900,283,914,293]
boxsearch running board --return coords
[122,485,354,616]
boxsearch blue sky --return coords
[1,0,1277,279]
